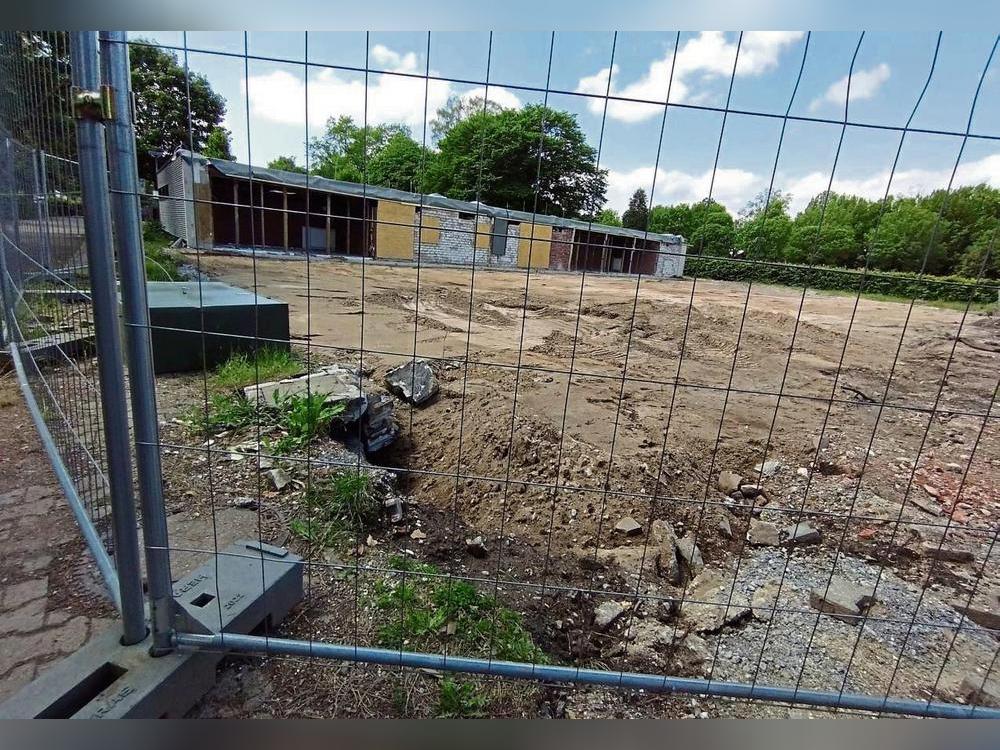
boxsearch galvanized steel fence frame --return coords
[0,30,998,718]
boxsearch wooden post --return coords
[233,182,239,246]
[601,233,608,273]
[282,186,289,250]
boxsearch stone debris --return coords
[796,467,810,479]
[244,364,361,409]
[920,544,974,563]
[750,580,782,621]
[753,459,783,477]
[809,578,877,624]
[718,517,733,539]
[385,360,439,405]
[649,519,680,583]
[465,535,488,558]
[361,393,399,453]
[410,529,427,540]
[748,519,782,547]
[782,522,821,545]
[675,537,705,577]
[718,470,743,495]
[384,495,406,524]
[961,673,1000,708]
[595,545,648,574]
[614,516,643,537]
[671,632,713,675]
[739,483,766,500]
[593,600,627,631]
[267,467,291,491]
[232,497,258,510]
[680,569,752,633]
[908,494,943,517]
[951,593,1000,630]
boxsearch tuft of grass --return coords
[187,392,262,433]
[436,678,487,719]
[143,220,183,281]
[212,348,302,390]
[277,390,343,445]
[374,556,547,664]
[290,470,382,549]
[14,290,62,340]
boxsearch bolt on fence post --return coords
[99,30,174,656]
[69,30,147,646]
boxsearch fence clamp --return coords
[72,85,115,122]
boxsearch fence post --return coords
[99,30,174,656]
[31,149,52,269]
[69,30,147,646]
[0,138,15,345]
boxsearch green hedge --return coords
[684,256,999,304]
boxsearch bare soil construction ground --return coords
[146,255,1000,716]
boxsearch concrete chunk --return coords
[385,360,438,405]
[809,578,877,624]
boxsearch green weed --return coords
[212,348,302,390]
[375,556,547,664]
[290,470,382,550]
[143,220,183,281]
[436,678,487,719]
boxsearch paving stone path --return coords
[0,377,116,703]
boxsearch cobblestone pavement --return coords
[0,373,117,704]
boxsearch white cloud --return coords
[244,45,522,137]
[606,152,1000,217]
[809,63,891,113]
[606,164,761,215]
[575,31,804,123]
[461,86,522,110]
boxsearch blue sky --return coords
[134,31,1000,215]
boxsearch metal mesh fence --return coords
[0,32,121,599]
[2,30,999,718]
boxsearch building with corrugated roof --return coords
[156,150,687,278]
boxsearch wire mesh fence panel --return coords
[0,32,123,592]
[3,29,1000,718]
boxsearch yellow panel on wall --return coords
[419,215,442,244]
[377,200,415,260]
[475,221,491,249]
[517,222,552,268]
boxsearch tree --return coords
[793,191,879,267]
[867,200,952,274]
[650,200,735,256]
[428,105,607,218]
[308,116,411,183]
[735,191,793,261]
[954,231,999,279]
[621,189,649,230]
[202,126,234,160]
[267,155,307,174]
[431,94,504,143]
[920,184,1000,274]
[129,40,227,178]
[596,208,622,227]
[367,132,435,192]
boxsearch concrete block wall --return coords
[411,207,518,268]
[654,238,687,278]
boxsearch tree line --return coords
[5,34,992,280]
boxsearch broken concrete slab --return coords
[809,578,877,624]
[718,517,733,539]
[243,364,362,409]
[267,466,291,491]
[614,516,643,537]
[748,519,782,546]
[783,521,821,545]
[649,519,680,583]
[680,569,752,633]
[594,601,627,631]
[753,459,783,477]
[961,673,1000,708]
[718,470,742,495]
[921,544,975,563]
[385,360,438,405]
[465,536,488,558]
[361,393,398,453]
[675,536,704,577]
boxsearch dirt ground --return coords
[144,255,1000,716]
[3,251,993,717]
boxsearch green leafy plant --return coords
[212,348,302,390]
[290,470,381,550]
[436,678,487,719]
[277,391,343,445]
[374,556,547,664]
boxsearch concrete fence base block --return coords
[0,540,304,718]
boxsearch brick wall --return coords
[410,208,517,268]
[547,227,574,270]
